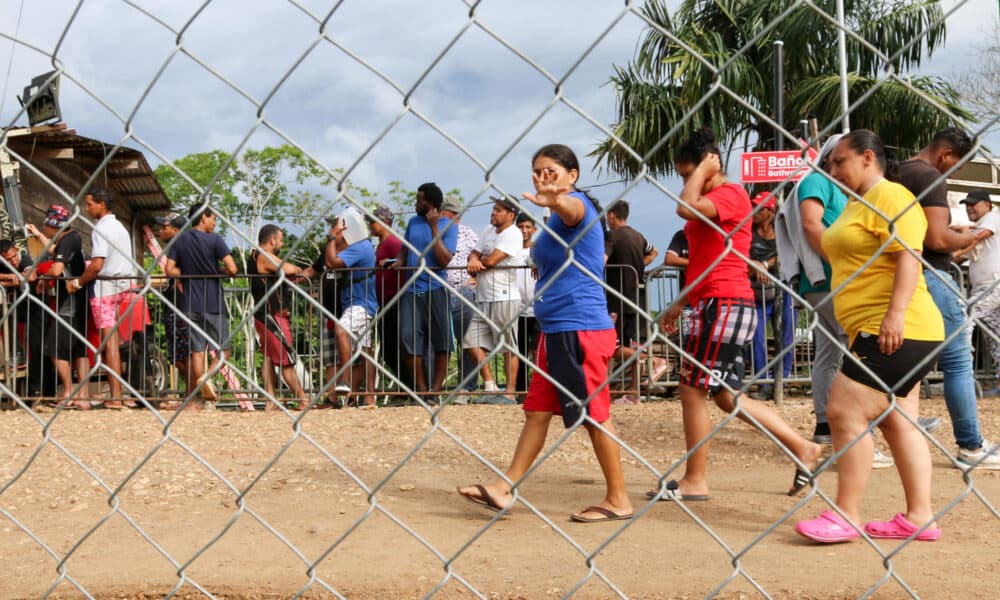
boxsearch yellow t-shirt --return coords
[821,179,944,344]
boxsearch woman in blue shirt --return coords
[457,144,632,522]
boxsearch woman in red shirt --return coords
[653,128,822,502]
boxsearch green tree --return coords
[152,149,240,215]
[593,0,972,177]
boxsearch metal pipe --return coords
[773,40,785,404]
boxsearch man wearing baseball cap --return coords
[956,189,1000,396]
[26,204,90,408]
[440,194,479,404]
[368,205,405,383]
[748,190,793,400]
[154,212,191,401]
[461,194,523,402]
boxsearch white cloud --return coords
[0,0,994,240]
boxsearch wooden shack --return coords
[1,122,170,259]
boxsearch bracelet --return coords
[72,278,80,288]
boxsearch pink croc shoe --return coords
[795,510,860,543]
[864,513,941,542]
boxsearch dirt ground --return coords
[1,395,998,599]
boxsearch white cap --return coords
[341,207,368,245]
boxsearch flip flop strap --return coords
[580,506,618,519]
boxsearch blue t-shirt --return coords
[166,229,232,313]
[532,191,614,334]
[402,214,458,293]
[339,239,378,316]
[797,172,847,294]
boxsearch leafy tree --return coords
[152,149,240,217]
[593,0,972,177]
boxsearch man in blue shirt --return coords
[396,182,458,401]
[326,208,379,406]
[165,204,238,407]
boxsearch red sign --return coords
[741,148,819,183]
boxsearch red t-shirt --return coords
[375,233,403,305]
[682,183,754,304]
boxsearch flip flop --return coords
[645,358,669,386]
[864,513,941,541]
[788,467,811,496]
[456,484,507,514]
[570,506,634,523]
[645,479,710,502]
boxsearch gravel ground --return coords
[1,394,999,599]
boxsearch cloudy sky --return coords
[0,0,996,246]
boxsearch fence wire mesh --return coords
[0,0,998,598]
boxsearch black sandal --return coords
[788,467,811,496]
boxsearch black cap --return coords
[490,194,520,214]
[155,212,186,229]
[961,189,993,204]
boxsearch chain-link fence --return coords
[1,1,999,598]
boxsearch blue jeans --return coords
[926,269,983,450]
[752,291,794,379]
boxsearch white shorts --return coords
[341,305,373,349]
[462,300,520,351]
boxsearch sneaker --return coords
[335,382,351,394]
[813,422,832,445]
[956,440,1000,470]
[872,447,895,469]
[751,384,773,401]
[918,416,942,434]
[451,392,470,405]
[484,380,500,393]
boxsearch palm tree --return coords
[593,0,972,177]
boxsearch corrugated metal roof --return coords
[3,123,170,211]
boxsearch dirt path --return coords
[1,397,998,599]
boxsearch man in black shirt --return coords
[605,201,665,403]
[27,205,89,408]
[897,127,995,468]
[664,229,689,291]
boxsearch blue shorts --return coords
[399,288,453,355]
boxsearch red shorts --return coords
[523,328,616,427]
[254,316,295,367]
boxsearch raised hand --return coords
[523,168,570,208]
[696,153,722,179]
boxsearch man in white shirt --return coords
[956,189,1000,395]
[514,211,538,400]
[462,196,523,402]
[441,195,479,401]
[67,188,137,406]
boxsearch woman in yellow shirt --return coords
[795,129,945,544]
